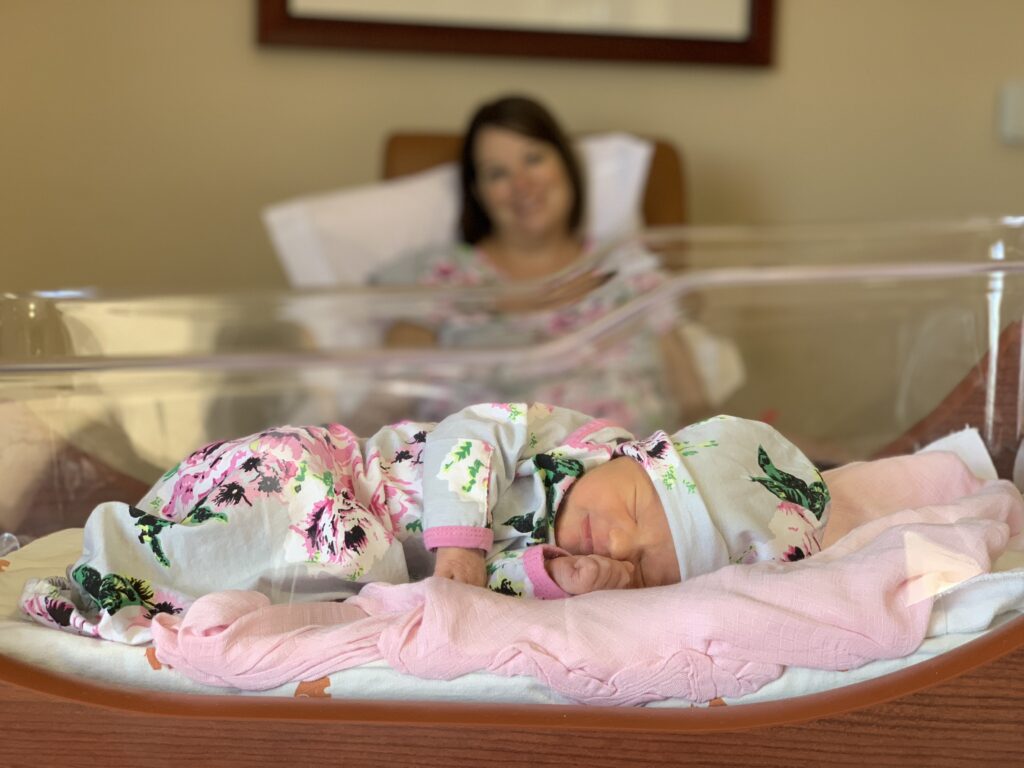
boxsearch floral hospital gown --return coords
[370,240,682,434]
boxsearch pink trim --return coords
[524,545,571,600]
[564,419,617,448]
[423,526,493,552]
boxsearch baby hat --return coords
[615,415,830,581]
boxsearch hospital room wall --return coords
[2,0,1022,294]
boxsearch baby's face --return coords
[554,457,681,588]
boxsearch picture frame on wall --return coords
[257,0,775,67]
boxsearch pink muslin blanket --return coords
[151,453,1024,706]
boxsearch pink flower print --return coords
[163,469,210,519]
[20,580,101,637]
[182,438,233,469]
[290,493,391,569]
[767,501,823,561]
[780,545,808,562]
[254,428,311,461]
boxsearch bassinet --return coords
[1,219,1022,767]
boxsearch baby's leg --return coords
[136,425,407,588]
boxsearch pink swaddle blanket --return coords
[151,452,1024,706]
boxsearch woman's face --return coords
[472,126,576,247]
[554,457,681,588]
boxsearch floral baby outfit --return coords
[20,404,828,645]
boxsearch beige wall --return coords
[2,0,1022,293]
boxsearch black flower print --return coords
[45,598,73,627]
[782,546,807,562]
[491,578,522,598]
[212,482,252,508]
[241,456,262,472]
[749,447,831,520]
[257,474,282,494]
[145,601,183,620]
[343,524,367,554]
[641,438,670,460]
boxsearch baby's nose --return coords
[607,529,638,561]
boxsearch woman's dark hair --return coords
[459,95,585,244]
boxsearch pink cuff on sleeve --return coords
[565,419,615,446]
[523,545,571,600]
[423,526,494,552]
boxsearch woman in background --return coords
[371,94,715,434]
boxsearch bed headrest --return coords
[263,133,655,288]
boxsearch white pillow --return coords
[263,133,653,287]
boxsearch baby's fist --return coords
[547,554,634,595]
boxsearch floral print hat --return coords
[615,415,830,581]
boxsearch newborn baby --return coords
[24,402,829,643]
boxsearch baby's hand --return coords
[546,554,635,595]
[433,547,487,587]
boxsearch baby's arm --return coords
[422,403,595,586]
[434,546,486,587]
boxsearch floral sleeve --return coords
[419,403,594,554]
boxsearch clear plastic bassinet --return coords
[2,216,1024,546]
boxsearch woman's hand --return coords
[433,547,487,587]
[546,554,635,595]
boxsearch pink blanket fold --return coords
[152,457,1023,706]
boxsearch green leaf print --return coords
[72,565,159,617]
[293,460,308,492]
[749,446,830,519]
[315,471,335,497]
[461,458,485,494]
[443,441,474,471]
[673,438,719,457]
[128,505,228,568]
[405,519,423,533]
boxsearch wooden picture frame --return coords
[257,0,775,66]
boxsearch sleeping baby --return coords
[22,402,829,643]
